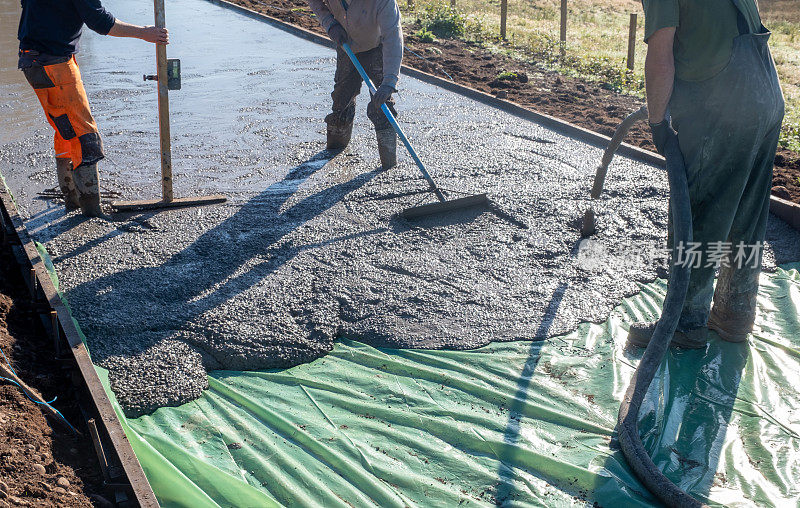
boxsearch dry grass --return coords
[761,0,800,149]
[761,0,800,23]
[405,0,800,149]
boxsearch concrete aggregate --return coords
[1,0,798,416]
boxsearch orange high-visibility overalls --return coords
[21,54,104,169]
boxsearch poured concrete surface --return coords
[2,0,798,417]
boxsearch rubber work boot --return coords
[626,320,707,349]
[375,128,397,170]
[55,158,80,211]
[707,306,752,343]
[326,122,353,150]
[72,163,110,219]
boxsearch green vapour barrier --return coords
[39,243,800,506]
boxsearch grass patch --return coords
[762,1,800,150]
[782,121,800,152]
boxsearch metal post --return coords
[500,0,508,40]
[560,0,567,58]
[154,0,173,202]
[627,13,638,71]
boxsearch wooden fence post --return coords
[560,0,567,58]
[500,0,508,40]
[627,13,637,70]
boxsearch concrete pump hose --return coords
[616,127,708,508]
[591,105,649,199]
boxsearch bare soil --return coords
[230,0,800,205]
[0,247,106,507]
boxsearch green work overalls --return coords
[668,0,785,333]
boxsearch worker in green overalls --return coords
[628,0,785,348]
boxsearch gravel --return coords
[1,0,798,417]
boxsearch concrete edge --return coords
[770,195,800,232]
[203,0,665,166]
[0,183,159,507]
[205,0,800,234]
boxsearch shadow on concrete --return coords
[54,212,160,264]
[69,149,380,364]
[389,203,488,232]
[494,282,568,505]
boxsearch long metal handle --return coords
[154,0,173,202]
[341,43,445,202]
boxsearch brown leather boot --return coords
[55,158,80,210]
[72,163,111,219]
[375,128,397,170]
[326,122,353,150]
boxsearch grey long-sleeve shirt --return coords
[307,0,403,89]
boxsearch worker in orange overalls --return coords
[18,0,169,218]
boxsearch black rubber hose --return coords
[616,128,708,508]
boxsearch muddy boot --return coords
[327,122,353,150]
[626,320,707,349]
[55,158,80,211]
[72,163,111,219]
[707,306,753,343]
[375,128,397,170]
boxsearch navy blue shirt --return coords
[18,0,115,66]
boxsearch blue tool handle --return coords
[341,43,445,202]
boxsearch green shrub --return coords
[496,70,518,81]
[780,121,800,151]
[417,5,467,38]
[415,27,437,43]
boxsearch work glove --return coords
[371,83,395,109]
[649,118,676,156]
[327,22,349,46]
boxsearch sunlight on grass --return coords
[403,0,799,149]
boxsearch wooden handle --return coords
[154,0,173,202]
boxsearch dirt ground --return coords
[231,0,800,205]
[0,248,105,506]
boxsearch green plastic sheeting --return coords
[96,264,797,507]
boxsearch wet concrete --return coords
[1,0,798,417]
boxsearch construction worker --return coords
[18,0,169,217]
[629,0,784,347]
[307,0,403,170]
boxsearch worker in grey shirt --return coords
[307,0,403,169]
